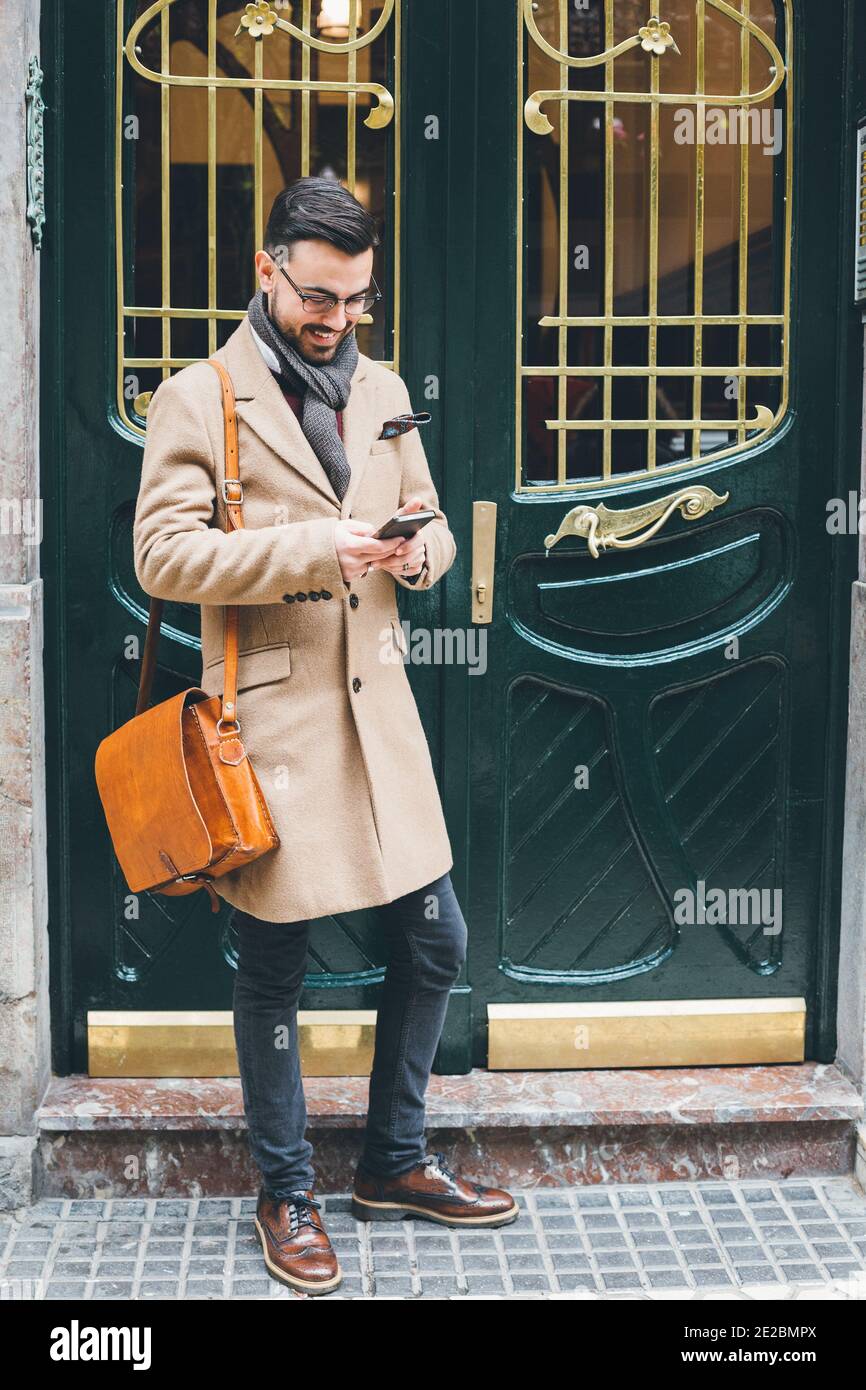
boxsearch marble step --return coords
[34,1063,865,1200]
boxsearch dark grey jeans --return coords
[231,871,468,1200]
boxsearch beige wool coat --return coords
[132,317,456,923]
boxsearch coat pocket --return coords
[201,643,292,697]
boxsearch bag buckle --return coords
[222,479,243,504]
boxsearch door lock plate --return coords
[471,501,497,624]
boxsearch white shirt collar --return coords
[248,320,282,375]
[248,318,360,391]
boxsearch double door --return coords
[42,0,861,1074]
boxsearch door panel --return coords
[504,679,675,979]
[43,0,459,1074]
[467,0,858,1064]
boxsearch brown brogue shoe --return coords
[254,1187,342,1294]
[351,1150,520,1227]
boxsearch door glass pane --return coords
[116,0,399,435]
[519,0,790,490]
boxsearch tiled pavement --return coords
[2,1177,866,1300]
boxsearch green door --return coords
[464,0,862,1066]
[42,0,464,1075]
[42,1,861,1075]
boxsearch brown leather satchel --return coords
[94,359,280,913]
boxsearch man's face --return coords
[254,239,375,365]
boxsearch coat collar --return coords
[218,316,375,513]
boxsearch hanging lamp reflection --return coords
[317,0,359,40]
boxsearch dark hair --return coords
[265,176,380,264]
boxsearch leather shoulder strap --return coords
[135,596,165,717]
[135,359,243,723]
[206,358,242,731]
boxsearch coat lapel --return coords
[221,317,376,514]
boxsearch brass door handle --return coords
[544,485,729,558]
[472,501,497,623]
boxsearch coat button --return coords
[321,590,332,600]
[349,593,360,609]
[282,593,295,603]
[352,676,362,692]
[309,591,321,601]
[295,592,307,602]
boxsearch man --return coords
[133,177,518,1296]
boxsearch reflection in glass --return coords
[118,0,396,433]
[521,0,788,489]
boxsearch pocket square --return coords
[377,411,432,439]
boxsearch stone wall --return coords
[837,321,866,1185]
[0,0,49,1209]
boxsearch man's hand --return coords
[364,497,427,578]
[333,519,406,583]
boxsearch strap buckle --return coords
[222,479,243,505]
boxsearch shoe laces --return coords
[419,1150,458,1185]
[279,1190,322,1235]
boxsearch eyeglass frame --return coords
[276,264,382,317]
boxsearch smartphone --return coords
[373,509,437,541]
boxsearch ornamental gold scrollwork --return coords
[524,0,786,136]
[125,0,395,130]
[236,3,278,38]
[638,17,681,57]
[234,0,395,53]
[544,486,731,559]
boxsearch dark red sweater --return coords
[276,379,344,439]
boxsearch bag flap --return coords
[94,688,213,892]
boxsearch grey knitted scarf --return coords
[247,289,358,500]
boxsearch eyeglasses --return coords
[277,265,382,317]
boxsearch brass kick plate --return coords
[87,1010,378,1077]
[487,998,806,1068]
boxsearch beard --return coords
[267,298,352,362]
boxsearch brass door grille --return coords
[517,0,793,492]
[115,0,400,436]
